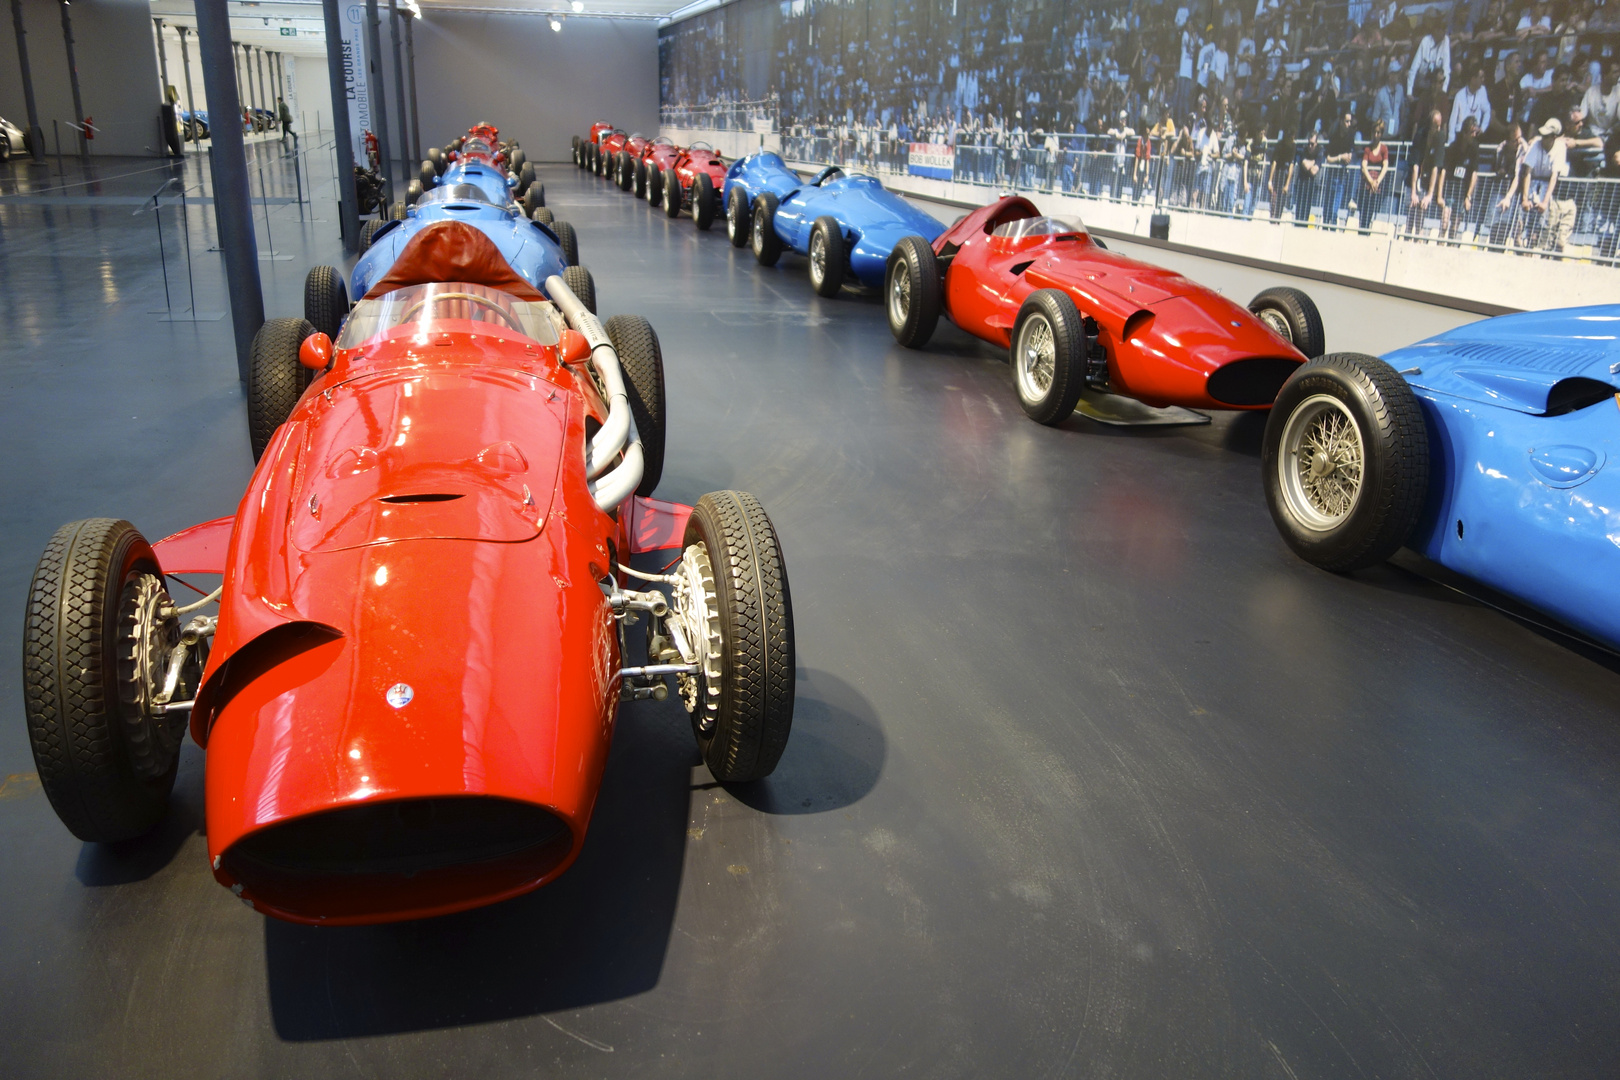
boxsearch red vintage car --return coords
[21,223,796,925]
[639,137,682,203]
[657,141,728,231]
[886,195,1325,425]
[574,120,614,169]
[593,129,628,177]
[611,133,650,191]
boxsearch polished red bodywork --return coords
[641,137,682,175]
[150,261,688,925]
[671,144,727,203]
[587,121,614,146]
[598,129,628,161]
[622,134,649,160]
[936,196,1307,410]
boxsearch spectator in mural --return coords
[1371,59,1406,136]
[1450,68,1493,140]
[1244,124,1267,215]
[1439,115,1482,240]
[1532,66,1579,128]
[1172,123,1197,205]
[1579,63,1618,138]
[1323,109,1358,226]
[1520,52,1554,120]
[1517,0,1554,38]
[1408,13,1453,95]
[1134,125,1153,198]
[1492,52,1525,132]
[1564,104,1606,176]
[1521,117,1575,252]
[1108,109,1135,198]
[1491,120,1531,246]
[1219,126,1246,211]
[1177,26,1199,119]
[1196,114,1220,207]
[1407,107,1447,234]
[1269,117,1297,221]
[1359,118,1391,232]
[1295,128,1325,223]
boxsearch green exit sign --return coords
[279,26,296,36]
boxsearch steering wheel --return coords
[400,291,524,331]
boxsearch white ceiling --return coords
[149,0,701,55]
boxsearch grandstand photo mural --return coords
[658,0,1620,308]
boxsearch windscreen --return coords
[990,215,1086,240]
[336,282,560,349]
[462,137,493,157]
[414,184,498,208]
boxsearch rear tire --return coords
[531,206,555,226]
[524,181,545,216]
[405,179,423,206]
[518,160,536,196]
[24,519,187,843]
[511,147,527,172]
[885,235,943,348]
[684,491,795,783]
[692,173,717,230]
[1009,290,1087,426]
[1262,353,1429,572]
[617,153,634,191]
[604,314,666,495]
[1250,286,1326,359]
[726,186,751,247]
[645,163,664,206]
[751,192,782,266]
[661,169,682,218]
[419,160,436,190]
[808,216,847,297]
[303,265,349,340]
[358,218,383,254]
[552,219,580,267]
[429,146,445,174]
[248,317,316,461]
[562,264,596,316]
[634,161,648,198]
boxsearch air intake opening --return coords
[1545,378,1619,416]
[224,796,572,922]
[379,493,466,503]
[1207,357,1304,406]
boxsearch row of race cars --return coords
[23,125,796,926]
[576,121,1620,655]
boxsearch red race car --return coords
[21,223,796,925]
[611,133,650,191]
[657,141,728,230]
[593,129,628,178]
[885,195,1325,425]
[574,120,614,169]
[639,137,682,204]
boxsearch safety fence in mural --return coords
[664,105,1619,264]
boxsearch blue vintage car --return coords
[1263,304,1620,648]
[296,182,588,342]
[722,153,945,297]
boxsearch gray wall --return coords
[408,14,657,162]
[0,0,165,157]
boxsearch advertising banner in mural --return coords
[340,3,372,167]
[907,142,954,180]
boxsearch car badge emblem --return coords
[386,683,414,708]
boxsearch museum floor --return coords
[2,153,1618,1078]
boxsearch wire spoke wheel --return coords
[1279,394,1365,530]
[809,231,826,286]
[889,266,911,327]
[1258,306,1294,343]
[1015,313,1057,403]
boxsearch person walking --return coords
[278,97,297,151]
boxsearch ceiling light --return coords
[549,16,562,30]
[571,1,584,11]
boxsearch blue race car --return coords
[1262,304,1620,648]
[411,135,540,216]
[723,153,946,297]
[300,181,589,341]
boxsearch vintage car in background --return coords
[654,142,728,230]
[21,235,797,926]
[884,195,1323,425]
[593,129,629,177]
[574,120,614,169]
[637,136,681,202]
[1262,305,1620,650]
[611,133,650,191]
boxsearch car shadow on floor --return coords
[725,667,884,815]
[263,698,698,1040]
[74,743,205,887]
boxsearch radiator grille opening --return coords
[1207,357,1304,406]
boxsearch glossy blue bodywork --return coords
[426,160,515,207]
[723,154,946,288]
[1391,305,1620,646]
[350,187,566,300]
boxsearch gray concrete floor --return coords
[1,154,1618,1079]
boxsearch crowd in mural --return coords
[659,0,1620,260]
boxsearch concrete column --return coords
[176,27,198,148]
[404,11,421,166]
[388,1,409,185]
[194,0,265,382]
[365,0,393,203]
[57,0,86,155]
[321,0,361,249]
[9,0,47,163]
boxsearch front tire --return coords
[645,163,664,207]
[518,160,536,196]
[1010,290,1087,425]
[23,519,188,842]
[885,235,942,348]
[552,219,580,267]
[634,161,648,198]
[419,160,436,191]
[358,217,383,254]
[618,152,635,191]
[524,181,545,216]
[726,186,751,247]
[692,173,717,230]
[661,168,682,218]
[1262,353,1429,572]
[604,314,666,495]
[303,265,348,340]
[531,206,555,226]
[684,491,795,783]
[561,264,596,316]
[248,317,316,461]
[1250,286,1326,358]
[808,216,847,297]
[751,192,782,266]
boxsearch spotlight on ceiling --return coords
[571,1,584,11]
[549,15,563,30]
